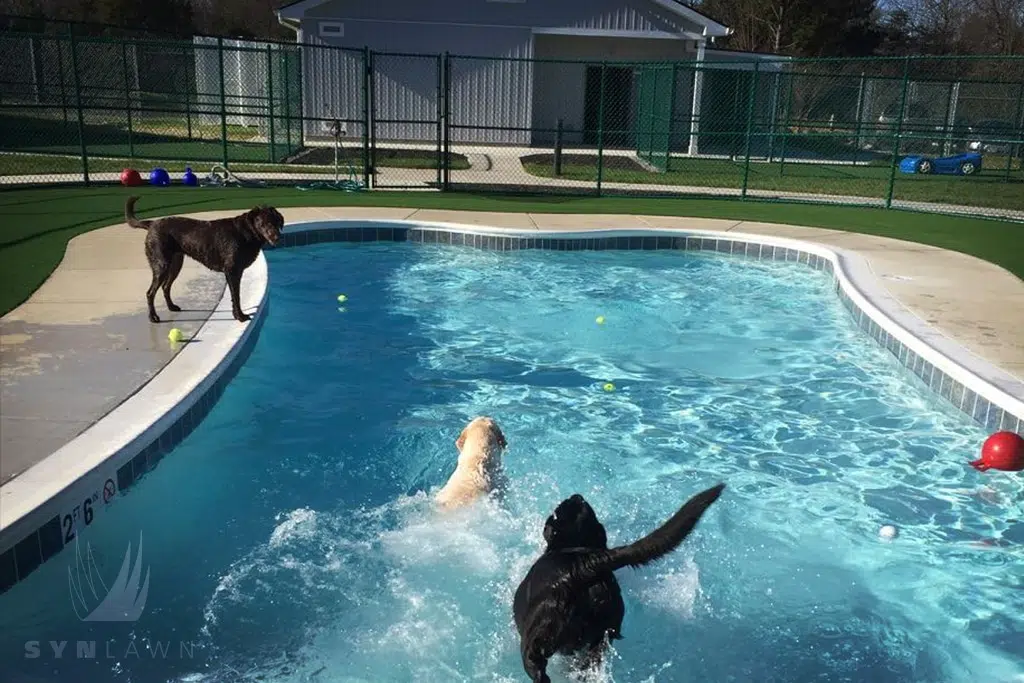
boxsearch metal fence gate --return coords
[635,64,675,172]
[369,51,442,189]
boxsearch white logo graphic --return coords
[68,532,150,622]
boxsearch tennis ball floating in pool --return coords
[168,327,184,343]
[879,525,898,541]
[595,315,606,325]
[603,382,615,392]
[337,294,348,303]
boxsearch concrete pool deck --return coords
[2,206,1024,487]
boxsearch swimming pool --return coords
[1,238,1021,683]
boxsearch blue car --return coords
[899,152,982,176]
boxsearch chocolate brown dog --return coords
[512,483,726,683]
[125,196,283,323]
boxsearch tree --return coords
[885,0,972,53]
[875,9,916,55]
[792,0,883,56]
[962,0,1024,54]
[695,0,883,56]
[92,0,193,37]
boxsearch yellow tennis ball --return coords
[603,382,615,392]
[168,327,183,343]
[337,294,348,303]
[595,315,606,325]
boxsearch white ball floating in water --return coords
[879,525,898,540]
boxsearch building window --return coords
[319,21,344,37]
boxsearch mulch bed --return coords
[520,153,646,172]
[287,146,464,166]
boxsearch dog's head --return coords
[246,205,284,246]
[542,494,608,552]
[455,416,507,466]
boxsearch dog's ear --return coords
[542,515,558,545]
[455,427,467,451]
[494,425,507,449]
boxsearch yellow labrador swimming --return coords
[435,416,509,509]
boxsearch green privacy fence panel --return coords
[267,44,303,163]
[0,30,303,180]
[1,28,1022,222]
[635,64,674,172]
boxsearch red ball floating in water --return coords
[969,431,1024,472]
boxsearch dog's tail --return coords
[572,483,725,582]
[124,195,149,230]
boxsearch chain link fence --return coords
[1,27,1022,221]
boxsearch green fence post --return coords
[362,46,372,189]
[266,44,276,163]
[435,53,443,188]
[778,71,794,175]
[296,46,305,150]
[121,39,134,159]
[68,30,90,185]
[853,72,866,164]
[596,62,607,197]
[1007,82,1024,180]
[666,64,677,172]
[766,71,779,163]
[55,36,69,127]
[885,56,912,209]
[218,37,229,168]
[185,46,193,140]
[443,52,452,191]
[940,80,954,158]
[730,70,744,158]
[283,50,292,154]
[648,69,657,167]
[740,62,760,199]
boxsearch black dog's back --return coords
[513,548,625,658]
[513,483,725,683]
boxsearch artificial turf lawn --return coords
[522,155,1024,212]
[0,151,470,177]
[0,186,1021,317]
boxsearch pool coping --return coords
[0,253,269,591]
[1,217,1021,597]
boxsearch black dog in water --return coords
[512,483,726,683]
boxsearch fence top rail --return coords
[372,50,443,60]
[782,69,1024,86]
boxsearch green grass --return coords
[0,109,468,174]
[523,155,1024,212]
[0,109,278,162]
[1,186,1022,318]
[0,152,470,177]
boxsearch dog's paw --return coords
[149,313,161,323]
[234,312,251,322]
[167,303,182,312]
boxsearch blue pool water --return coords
[1,241,1022,683]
